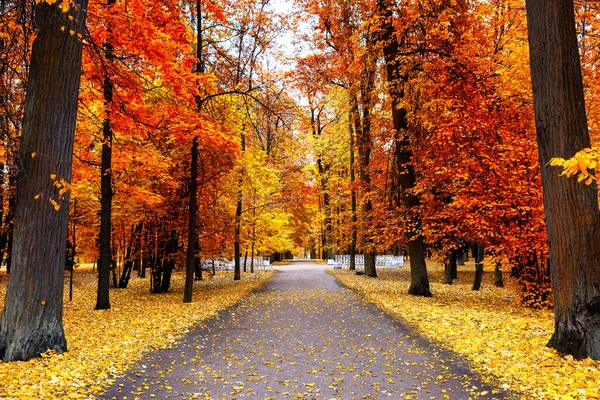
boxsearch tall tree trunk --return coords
[95,0,116,310]
[377,0,430,296]
[0,0,87,362]
[355,40,377,278]
[184,137,198,303]
[349,103,357,271]
[234,132,245,281]
[526,0,600,359]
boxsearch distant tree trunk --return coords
[526,0,600,359]
[377,0,430,296]
[159,230,177,293]
[250,232,255,273]
[355,42,377,278]
[457,249,466,266]
[349,102,357,271]
[472,243,484,291]
[444,250,458,285]
[184,138,198,302]
[118,222,141,289]
[95,0,116,310]
[0,0,87,362]
[234,132,245,281]
[494,261,504,288]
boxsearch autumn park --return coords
[3,0,600,398]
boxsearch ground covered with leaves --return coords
[0,269,274,399]
[330,265,600,399]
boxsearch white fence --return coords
[202,256,272,271]
[331,254,404,271]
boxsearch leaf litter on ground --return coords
[330,264,600,400]
[0,268,274,399]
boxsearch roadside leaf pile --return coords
[330,266,600,399]
[0,270,274,399]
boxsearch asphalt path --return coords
[103,260,513,399]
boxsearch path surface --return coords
[103,261,512,399]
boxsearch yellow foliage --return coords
[330,266,600,400]
[0,269,274,398]
[551,148,600,185]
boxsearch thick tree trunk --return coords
[377,0,430,296]
[95,0,116,310]
[526,0,600,359]
[0,0,87,361]
[184,138,198,302]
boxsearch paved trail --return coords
[104,261,512,399]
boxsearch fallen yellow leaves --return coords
[330,265,600,400]
[0,269,274,399]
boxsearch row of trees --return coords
[0,0,315,361]
[1,0,600,363]
[294,0,600,360]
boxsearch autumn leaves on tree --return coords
[2,0,600,362]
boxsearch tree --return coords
[95,0,116,310]
[526,0,600,359]
[0,0,88,361]
[376,0,430,295]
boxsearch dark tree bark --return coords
[0,0,88,362]
[354,40,377,278]
[118,222,142,289]
[444,250,458,285]
[494,261,504,288]
[4,167,16,273]
[377,0,430,296]
[95,0,116,310]
[184,137,198,303]
[349,101,358,271]
[526,0,600,359]
[472,243,484,291]
[234,133,245,281]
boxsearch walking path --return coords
[103,260,512,399]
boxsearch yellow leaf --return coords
[549,157,564,166]
[49,198,61,211]
[41,300,46,305]
[31,152,36,158]
[50,173,57,180]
